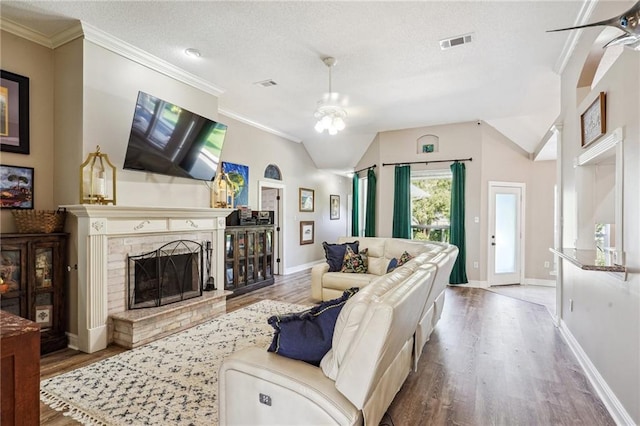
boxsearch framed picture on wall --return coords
[0,70,30,155]
[0,164,34,209]
[299,187,314,212]
[300,221,315,245]
[330,194,340,220]
[581,91,606,148]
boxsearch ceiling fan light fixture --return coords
[314,57,347,135]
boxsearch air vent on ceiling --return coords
[254,79,278,87]
[439,33,473,50]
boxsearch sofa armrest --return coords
[219,346,361,426]
[311,263,330,301]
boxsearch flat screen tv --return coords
[123,91,227,181]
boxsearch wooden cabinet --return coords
[224,225,274,296]
[0,311,40,425]
[0,233,68,354]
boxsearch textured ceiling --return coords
[1,1,617,172]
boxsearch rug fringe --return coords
[41,389,108,426]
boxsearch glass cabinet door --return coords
[266,230,273,254]
[238,233,246,259]
[247,232,255,256]
[0,244,27,317]
[225,233,235,259]
[33,247,55,330]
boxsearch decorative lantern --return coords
[80,145,117,205]
[212,171,234,208]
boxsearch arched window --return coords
[264,164,282,180]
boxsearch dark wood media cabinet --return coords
[224,225,275,297]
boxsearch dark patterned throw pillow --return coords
[341,246,368,273]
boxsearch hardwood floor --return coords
[40,271,613,425]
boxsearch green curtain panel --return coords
[351,173,359,237]
[449,162,468,284]
[392,165,411,239]
[365,168,377,237]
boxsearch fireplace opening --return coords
[127,240,204,309]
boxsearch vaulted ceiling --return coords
[2,1,620,172]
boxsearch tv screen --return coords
[123,91,227,181]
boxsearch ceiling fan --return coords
[548,1,640,50]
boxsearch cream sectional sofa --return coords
[312,236,454,302]
[218,237,458,425]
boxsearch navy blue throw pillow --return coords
[267,287,359,366]
[322,241,359,272]
[387,257,398,273]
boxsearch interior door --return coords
[488,183,524,286]
[260,184,283,275]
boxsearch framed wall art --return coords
[0,70,30,155]
[222,161,249,207]
[581,92,606,148]
[330,194,340,220]
[299,187,314,212]
[300,220,315,245]
[0,164,34,209]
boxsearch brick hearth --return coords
[110,291,227,348]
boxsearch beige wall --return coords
[1,31,351,335]
[558,1,640,420]
[1,31,55,233]
[356,120,555,283]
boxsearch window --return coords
[410,169,452,242]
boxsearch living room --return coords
[0,1,638,424]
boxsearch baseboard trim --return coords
[464,280,489,288]
[66,332,79,351]
[558,320,634,425]
[522,278,556,287]
[283,260,325,275]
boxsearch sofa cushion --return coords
[367,256,391,276]
[320,267,414,380]
[322,241,359,272]
[322,272,377,291]
[267,288,359,366]
[341,247,368,273]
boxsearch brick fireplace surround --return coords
[65,205,231,354]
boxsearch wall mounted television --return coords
[123,91,227,181]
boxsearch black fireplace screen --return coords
[127,240,203,309]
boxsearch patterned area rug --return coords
[41,300,308,425]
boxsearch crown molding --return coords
[554,0,599,74]
[0,17,56,48]
[219,109,302,143]
[80,22,225,97]
[1,18,225,97]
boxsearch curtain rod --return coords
[353,164,377,174]
[382,157,472,167]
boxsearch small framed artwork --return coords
[35,305,53,328]
[0,70,30,155]
[300,220,315,245]
[581,92,606,148]
[299,187,315,212]
[0,164,34,209]
[330,194,340,220]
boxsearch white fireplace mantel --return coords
[64,205,231,353]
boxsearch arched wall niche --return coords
[576,27,625,105]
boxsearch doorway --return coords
[258,181,284,275]
[488,182,525,286]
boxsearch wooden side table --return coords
[1,310,40,425]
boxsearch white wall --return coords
[558,2,640,421]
